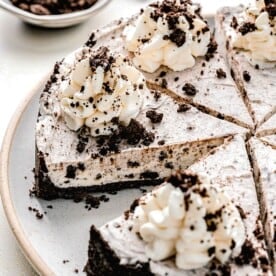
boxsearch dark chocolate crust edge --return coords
[84,225,153,276]
[35,148,162,200]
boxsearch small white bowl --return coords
[0,0,111,28]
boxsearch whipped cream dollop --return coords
[132,172,246,270]
[59,47,145,136]
[232,0,276,64]
[124,0,211,73]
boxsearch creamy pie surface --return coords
[33,0,276,274]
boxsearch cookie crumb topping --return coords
[182,83,197,96]
[216,68,227,79]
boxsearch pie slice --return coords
[85,137,272,275]
[216,4,276,127]
[256,114,276,137]
[248,137,276,274]
[35,47,249,200]
[84,2,254,130]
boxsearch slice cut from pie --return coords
[35,47,249,200]
[84,4,254,130]
[84,137,272,275]
[216,5,276,127]
[248,137,276,274]
[256,114,276,137]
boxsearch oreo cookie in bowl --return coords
[0,0,111,28]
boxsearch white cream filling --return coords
[232,0,276,65]
[124,0,211,73]
[132,174,246,270]
[59,48,145,136]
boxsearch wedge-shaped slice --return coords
[216,6,276,126]
[143,55,254,130]
[35,47,248,200]
[256,114,276,137]
[249,138,276,274]
[85,137,272,275]
[189,135,273,275]
[84,16,254,130]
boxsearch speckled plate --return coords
[0,77,151,275]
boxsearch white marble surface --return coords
[0,0,251,275]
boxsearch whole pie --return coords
[34,0,276,274]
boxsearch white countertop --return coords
[0,0,251,275]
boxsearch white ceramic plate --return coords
[0,1,254,275]
[0,78,153,275]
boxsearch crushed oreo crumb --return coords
[205,37,218,60]
[85,33,97,48]
[266,2,276,19]
[140,171,159,180]
[230,16,238,29]
[216,68,227,79]
[234,239,257,266]
[243,71,251,82]
[182,83,197,96]
[168,28,186,47]
[91,119,155,157]
[238,22,257,35]
[161,78,168,88]
[159,151,168,161]
[208,246,216,257]
[65,165,77,179]
[177,103,191,112]
[146,110,163,123]
[28,207,44,220]
[127,161,140,168]
[165,162,174,169]
[158,140,165,145]
[89,47,115,73]
[166,171,199,191]
[76,126,90,153]
[159,71,167,78]
[79,194,111,210]
[153,91,161,101]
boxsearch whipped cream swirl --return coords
[232,0,276,64]
[59,47,145,136]
[124,0,211,73]
[132,172,246,270]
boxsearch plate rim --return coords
[0,74,54,275]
